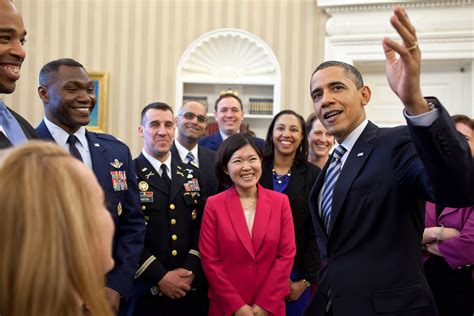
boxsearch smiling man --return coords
[131,102,206,316]
[171,101,218,198]
[0,0,37,148]
[304,5,474,316]
[198,92,265,152]
[35,58,145,315]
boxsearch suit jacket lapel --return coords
[169,160,185,202]
[309,162,328,236]
[86,132,111,189]
[226,187,255,259]
[0,131,12,148]
[328,122,377,236]
[170,142,183,163]
[286,163,305,201]
[135,153,169,194]
[251,184,271,255]
[35,120,55,141]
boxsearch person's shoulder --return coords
[90,132,131,152]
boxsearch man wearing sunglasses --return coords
[171,101,218,198]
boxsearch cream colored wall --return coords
[5,0,326,156]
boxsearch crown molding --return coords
[317,0,472,12]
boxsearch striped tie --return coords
[0,100,28,146]
[186,151,195,163]
[320,145,347,232]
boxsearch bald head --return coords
[176,101,208,148]
[0,0,26,94]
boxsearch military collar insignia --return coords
[110,158,123,169]
[145,171,155,179]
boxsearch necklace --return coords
[272,168,291,184]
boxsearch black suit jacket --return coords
[36,121,145,298]
[305,102,474,316]
[170,141,218,198]
[260,160,321,283]
[0,106,37,149]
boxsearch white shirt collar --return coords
[174,139,199,166]
[142,149,172,179]
[337,119,368,167]
[44,117,89,153]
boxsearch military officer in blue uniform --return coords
[132,102,205,316]
[35,58,145,314]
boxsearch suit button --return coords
[141,205,146,210]
[171,219,177,225]
[329,254,335,262]
[170,204,175,210]
[172,234,177,241]
[144,216,150,222]
[171,250,178,256]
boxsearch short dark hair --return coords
[311,60,364,89]
[214,93,243,112]
[305,113,319,137]
[215,133,262,187]
[263,110,308,166]
[39,58,85,86]
[140,102,174,125]
[452,114,474,130]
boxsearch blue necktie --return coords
[320,145,347,232]
[0,100,28,146]
[186,151,198,167]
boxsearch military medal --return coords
[140,191,153,203]
[138,181,149,191]
[111,171,128,191]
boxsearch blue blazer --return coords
[36,121,145,298]
[305,102,474,316]
[198,131,265,152]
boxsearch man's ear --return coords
[38,85,49,103]
[361,85,371,106]
[138,126,144,138]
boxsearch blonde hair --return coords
[0,141,113,316]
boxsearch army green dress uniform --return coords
[133,153,205,316]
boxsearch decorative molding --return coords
[326,7,474,36]
[177,28,280,82]
[317,0,472,12]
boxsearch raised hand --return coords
[382,5,429,115]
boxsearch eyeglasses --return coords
[180,112,207,123]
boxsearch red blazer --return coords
[199,184,296,316]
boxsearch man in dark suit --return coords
[35,58,145,315]
[0,0,37,148]
[198,92,265,151]
[171,101,218,198]
[305,6,473,316]
[133,102,205,316]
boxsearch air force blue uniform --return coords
[36,121,146,298]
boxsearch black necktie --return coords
[67,135,83,162]
[160,164,171,190]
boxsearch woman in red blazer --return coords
[199,133,296,316]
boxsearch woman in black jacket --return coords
[260,110,321,316]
